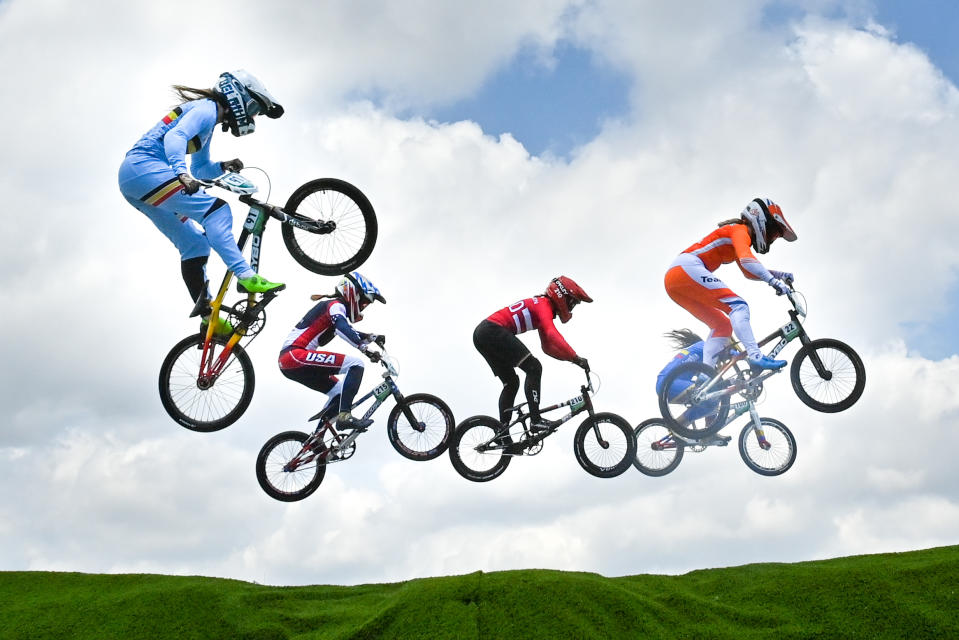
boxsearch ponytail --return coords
[171,84,226,107]
[663,329,703,350]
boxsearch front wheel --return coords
[632,418,684,477]
[448,416,511,482]
[658,362,731,440]
[158,333,254,432]
[387,393,455,461]
[573,412,636,478]
[282,178,378,275]
[738,418,797,476]
[791,338,865,413]
[256,430,327,501]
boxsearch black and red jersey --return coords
[486,296,578,361]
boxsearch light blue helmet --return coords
[336,272,386,321]
[216,70,284,137]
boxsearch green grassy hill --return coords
[2,545,957,639]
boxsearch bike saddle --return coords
[189,294,212,318]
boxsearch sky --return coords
[2,0,959,587]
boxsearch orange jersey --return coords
[680,223,770,281]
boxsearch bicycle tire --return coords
[158,333,254,432]
[573,412,636,478]
[791,338,865,413]
[448,415,511,482]
[281,178,378,275]
[658,362,731,439]
[632,418,684,477]
[255,430,327,501]
[387,393,455,461]
[738,417,796,476]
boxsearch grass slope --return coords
[1,545,957,639]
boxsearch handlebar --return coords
[196,171,259,195]
[370,347,398,377]
[583,368,600,395]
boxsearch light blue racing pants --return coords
[118,154,255,281]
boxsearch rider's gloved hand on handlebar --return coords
[771,270,794,286]
[221,158,244,173]
[363,349,382,363]
[769,277,792,296]
[573,356,589,370]
[178,173,201,195]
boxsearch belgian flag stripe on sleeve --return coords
[161,106,183,125]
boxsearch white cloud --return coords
[2,1,959,586]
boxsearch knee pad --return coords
[518,356,542,377]
[727,299,750,324]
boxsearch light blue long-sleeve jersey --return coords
[127,99,222,178]
[118,98,256,280]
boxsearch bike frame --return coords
[194,198,276,384]
[482,370,602,452]
[294,355,414,464]
[690,291,816,407]
[192,177,326,384]
[654,399,772,452]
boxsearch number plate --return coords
[570,396,585,411]
[373,383,392,401]
[781,322,800,340]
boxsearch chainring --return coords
[228,299,267,337]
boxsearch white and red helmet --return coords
[545,276,593,324]
[335,271,385,322]
[741,198,797,254]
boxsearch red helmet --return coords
[545,276,593,324]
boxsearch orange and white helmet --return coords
[545,276,593,324]
[741,198,797,254]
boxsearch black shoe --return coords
[530,418,561,433]
[336,413,373,432]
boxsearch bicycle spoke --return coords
[798,347,856,405]
[457,425,501,473]
[634,422,679,474]
[263,439,320,496]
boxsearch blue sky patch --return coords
[424,42,632,158]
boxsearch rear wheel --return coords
[448,416,511,482]
[387,393,455,461]
[256,430,327,501]
[738,418,796,476]
[632,418,684,476]
[791,338,865,413]
[658,362,730,439]
[158,333,254,432]
[573,412,636,478]
[281,178,377,275]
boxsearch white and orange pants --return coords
[664,254,760,365]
